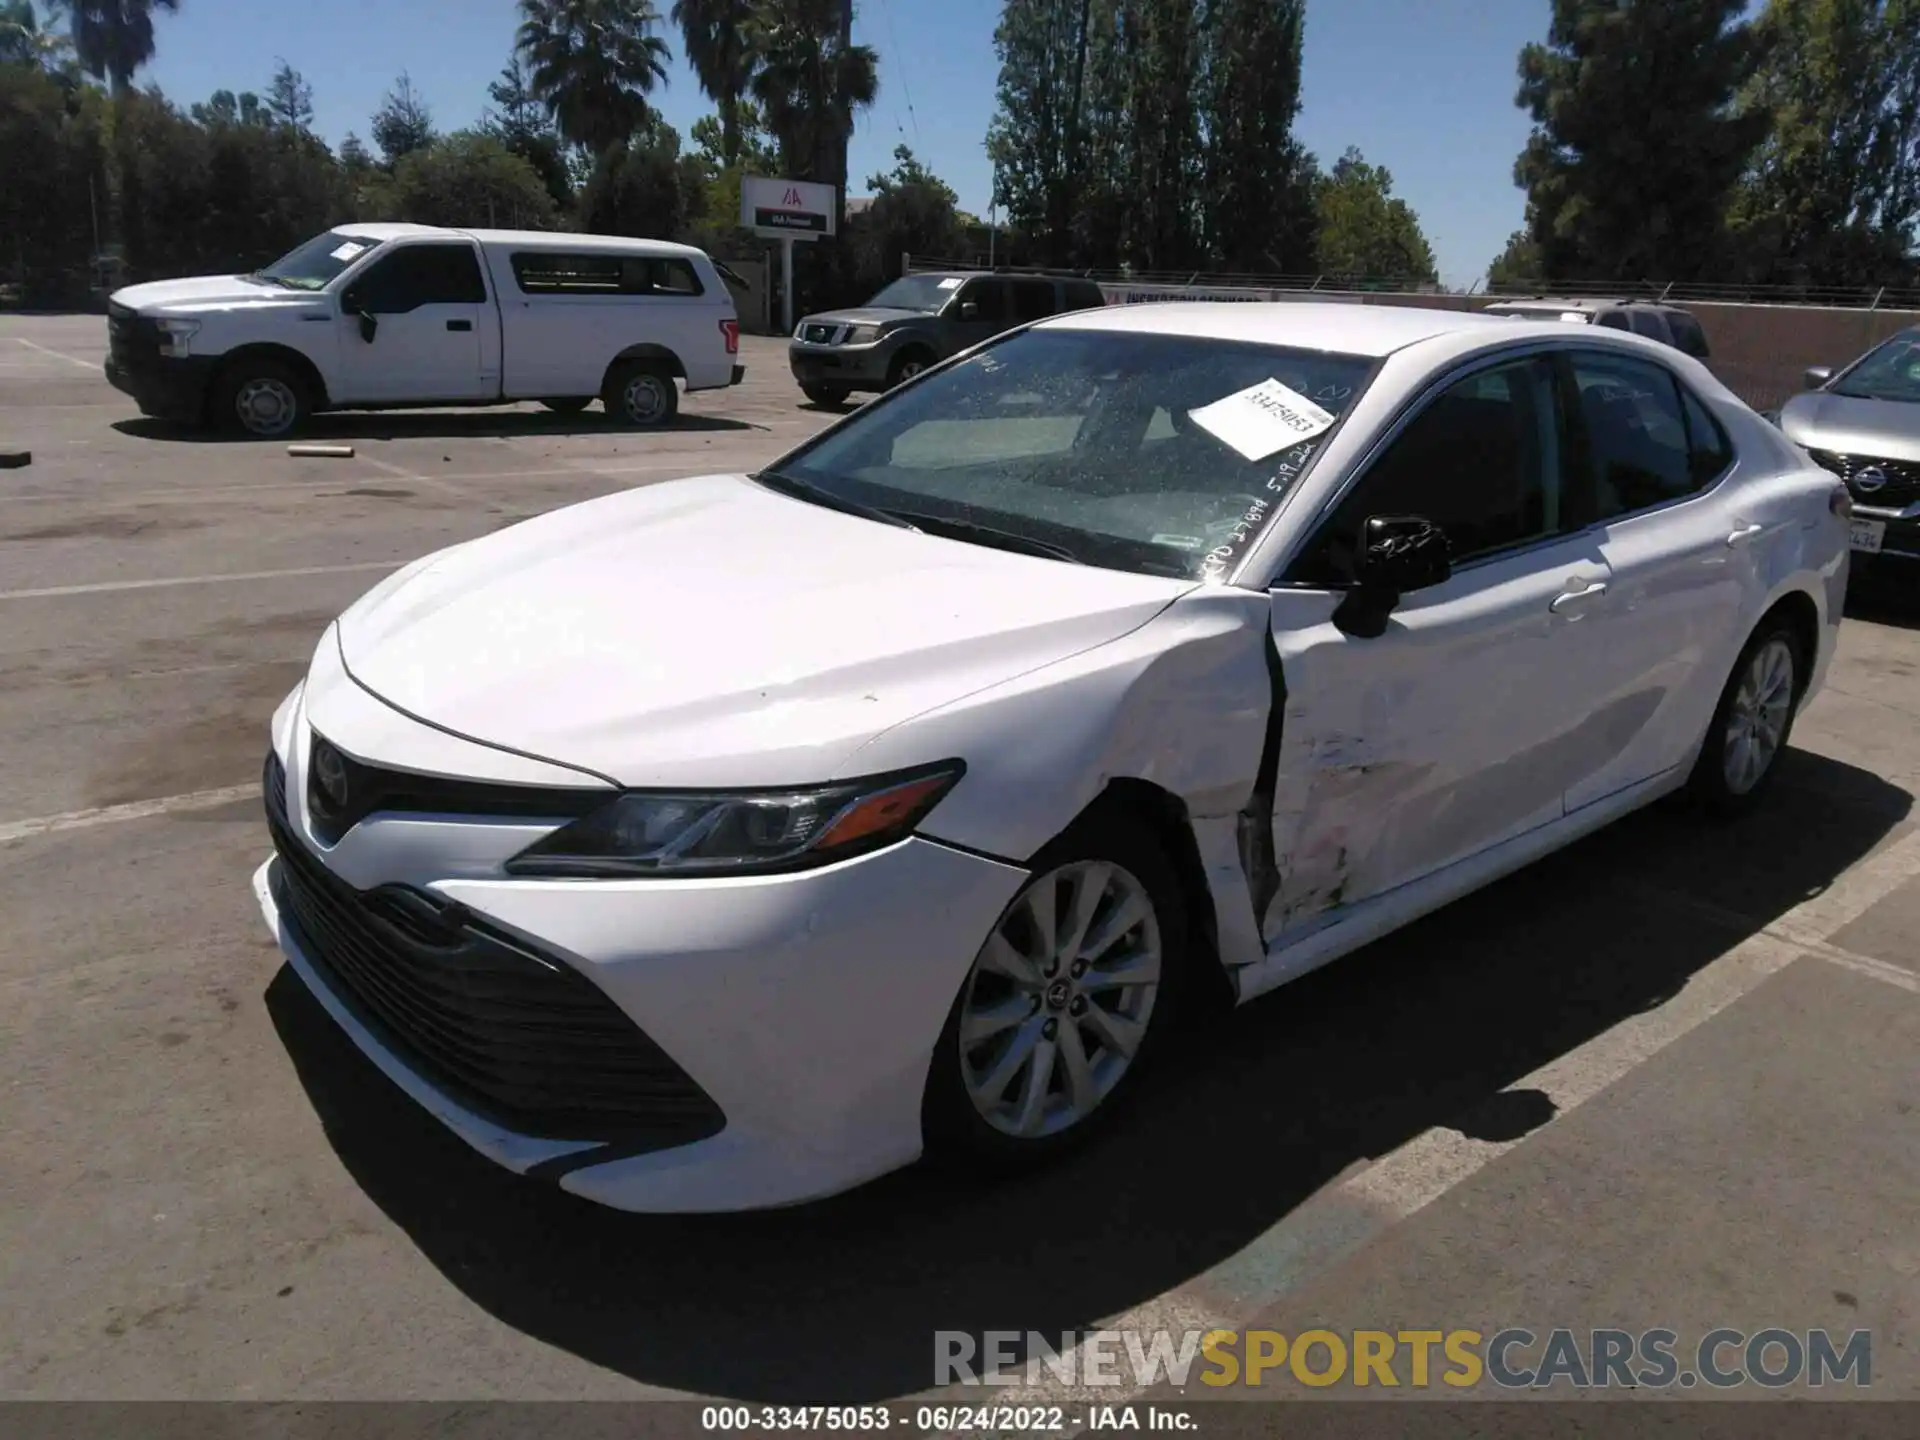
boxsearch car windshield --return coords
[864,275,965,313]
[1830,332,1920,403]
[764,327,1376,581]
[252,230,382,290]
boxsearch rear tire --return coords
[602,363,678,428]
[212,357,309,439]
[1686,615,1805,818]
[540,397,593,415]
[801,384,850,409]
[922,810,1189,1172]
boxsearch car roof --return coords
[333,222,708,259]
[1041,300,1527,359]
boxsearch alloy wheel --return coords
[957,860,1162,1139]
[1722,636,1795,796]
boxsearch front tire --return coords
[212,357,309,439]
[886,348,933,390]
[602,363,679,428]
[922,812,1188,1169]
[1687,616,1805,817]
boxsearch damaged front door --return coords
[1254,353,1610,944]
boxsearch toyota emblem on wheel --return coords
[1854,465,1888,493]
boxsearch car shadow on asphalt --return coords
[265,746,1911,1404]
[112,411,766,444]
[1845,574,1920,631]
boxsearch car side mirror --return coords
[959,301,979,320]
[1333,515,1452,639]
[1803,365,1833,389]
[343,292,377,343]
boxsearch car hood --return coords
[799,306,932,329]
[1779,389,1920,461]
[335,473,1192,787]
[110,274,321,316]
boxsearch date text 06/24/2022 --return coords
[699,1406,1194,1433]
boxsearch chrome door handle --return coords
[1727,523,1764,546]
[1551,582,1608,613]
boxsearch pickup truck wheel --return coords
[214,359,308,439]
[801,384,850,409]
[540,397,593,415]
[604,363,678,428]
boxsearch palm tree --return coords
[670,0,762,170]
[516,0,672,159]
[54,0,180,93]
[751,0,876,198]
[1,0,72,66]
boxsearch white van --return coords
[104,224,744,437]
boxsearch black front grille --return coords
[1806,449,1920,509]
[305,731,607,846]
[263,752,727,1147]
[106,302,157,365]
[802,323,836,344]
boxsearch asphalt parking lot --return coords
[2,312,1918,1407]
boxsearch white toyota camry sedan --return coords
[255,301,1851,1213]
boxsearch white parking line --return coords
[0,784,258,845]
[14,337,97,370]
[0,459,733,507]
[0,559,398,602]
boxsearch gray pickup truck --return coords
[788,270,1107,407]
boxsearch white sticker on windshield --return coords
[1187,377,1337,462]
[938,277,963,289]
[330,241,370,262]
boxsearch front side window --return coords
[1571,351,1719,517]
[1595,310,1631,332]
[351,243,487,311]
[1288,357,1566,586]
[764,328,1377,580]
[1828,331,1920,404]
[255,230,382,291]
[955,278,1009,324]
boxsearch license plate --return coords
[1850,518,1885,553]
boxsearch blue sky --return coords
[132,0,1549,289]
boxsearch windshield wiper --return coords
[890,512,1084,564]
[752,468,921,529]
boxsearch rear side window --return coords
[1666,311,1711,359]
[511,252,706,297]
[1595,311,1630,332]
[1061,280,1106,312]
[351,243,487,311]
[1011,279,1056,322]
[1571,351,1727,517]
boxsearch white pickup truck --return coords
[104,224,745,437]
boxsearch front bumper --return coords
[103,350,215,423]
[789,340,893,391]
[255,694,1028,1213]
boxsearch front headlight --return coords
[845,324,880,344]
[504,761,966,878]
[155,317,201,358]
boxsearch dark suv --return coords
[1481,297,1713,362]
[788,271,1107,407]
